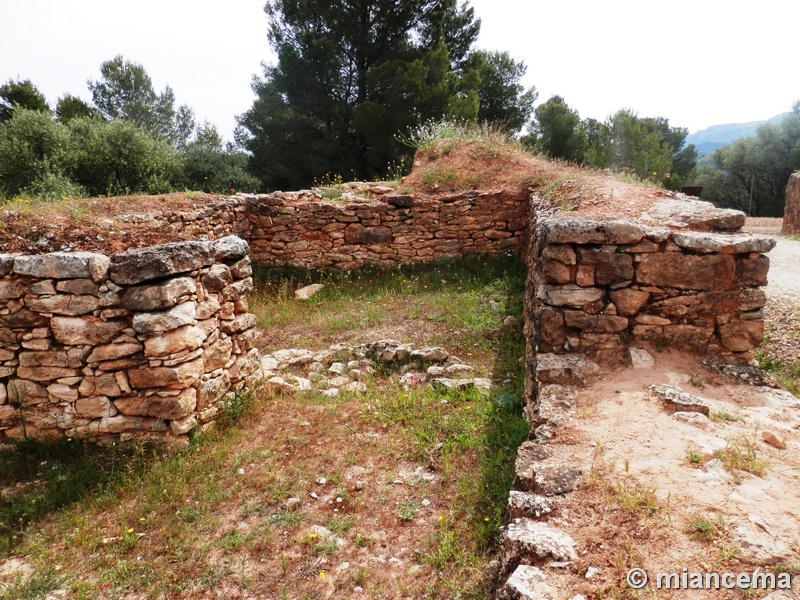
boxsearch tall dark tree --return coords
[528,95,585,161]
[467,50,536,134]
[87,56,195,147]
[237,0,484,190]
[55,94,98,123]
[0,79,50,123]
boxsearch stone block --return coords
[132,301,196,335]
[76,396,117,418]
[127,358,205,389]
[51,316,126,345]
[542,218,645,245]
[203,337,233,372]
[637,253,736,290]
[736,255,770,287]
[110,241,215,285]
[538,284,604,307]
[672,232,776,254]
[564,310,628,333]
[14,252,110,281]
[719,319,764,352]
[143,324,207,358]
[609,288,650,316]
[213,235,250,262]
[122,277,196,311]
[86,342,142,364]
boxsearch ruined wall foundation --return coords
[0,236,259,445]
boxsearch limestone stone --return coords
[149,387,197,419]
[609,288,650,316]
[13,252,110,281]
[637,253,736,290]
[344,223,392,244]
[634,314,671,325]
[535,384,577,427]
[196,295,221,320]
[220,277,254,302]
[536,353,599,386]
[132,301,196,334]
[410,347,449,363]
[213,235,250,261]
[143,324,207,357]
[0,308,49,328]
[203,336,233,371]
[122,277,196,311]
[197,373,231,409]
[0,254,13,277]
[127,358,205,389]
[56,279,100,295]
[0,404,15,425]
[170,415,197,435]
[76,396,117,418]
[51,316,126,345]
[19,350,82,368]
[738,288,767,311]
[671,232,776,254]
[294,283,324,300]
[507,491,553,520]
[514,442,582,495]
[540,244,576,265]
[29,280,56,295]
[96,415,163,434]
[202,264,233,292]
[731,515,793,565]
[576,250,633,285]
[502,519,577,562]
[574,264,594,286]
[0,280,27,300]
[538,284,604,307]
[736,255,770,287]
[47,383,79,402]
[7,379,48,406]
[0,382,6,405]
[718,319,764,352]
[220,312,256,334]
[643,199,745,231]
[16,366,81,382]
[86,342,142,364]
[110,241,215,285]
[25,294,101,316]
[497,565,557,600]
[229,348,261,383]
[542,218,645,245]
[564,311,628,333]
[629,348,655,369]
[647,384,710,416]
[542,260,572,284]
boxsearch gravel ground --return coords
[763,234,800,363]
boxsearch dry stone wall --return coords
[0,236,259,445]
[138,188,528,268]
[784,172,800,234]
[529,216,775,360]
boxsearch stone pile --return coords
[0,236,259,445]
[532,214,776,360]
[258,339,493,398]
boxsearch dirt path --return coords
[764,235,800,364]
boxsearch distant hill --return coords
[687,112,791,154]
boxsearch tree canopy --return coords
[0,79,50,124]
[88,56,195,147]
[237,0,534,190]
[694,103,800,216]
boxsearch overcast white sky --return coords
[1,0,798,142]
